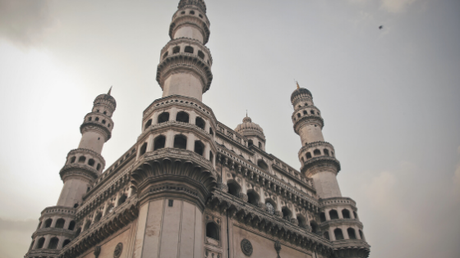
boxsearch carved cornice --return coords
[293,115,324,133]
[80,122,112,141]
[299,141,335,156]
[32,227,75,239]
[301,156,341,176]
[319,197,356,208]
[26,249,60,258]
[59,164,99,182]
[332,239,370,258]
[320,219,363,229]
[66,148,106,167]
[41,206,76,217]
[161,37,212,64]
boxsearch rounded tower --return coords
[235,115,266,151]
[25,90,116,258]
[156,0,213,101]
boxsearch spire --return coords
[107,86,112,95]
[296,81,300,89]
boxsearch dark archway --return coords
[176,111,189,123]
[174,135,187,149]
[194,140,204,156]
[158,112,169,123]
[334,228,344,240]
[195,117,205,129]
[247,190,259,206]
[227,181,241,197]
[206,222,219,240]
[154,135,166,150]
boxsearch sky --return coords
[0,0,459,257]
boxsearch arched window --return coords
[83,220,91,230]
[248,140,253,147]
[334,228,344,240]
[75,227,81,237]
[88,159,95,166]
[102,120,106,124]
[174,135,187,149]
[310,110,315,114]
[324,231,330,240]
[282,207,292,220]
[118,194,127,205]
[88,117,92,121]
[68,221,76,230]
[96,164,101,171]
[63,239,71,247]
[103,111,107,115]
[303,110,307,115]
[257,159,268,171]
[359,230,364,240]
[144,119,152,130]
[247,190,259,206]
[329,210,339,220]
[324,149,330,156]
[154,135,166,150]
[313,149,321,156]
[306,152,312,159]
[94,212,102,223]
[195,117,205,129]
[265,201,275,215]
[78,156,86,163]
[227,181,241,197]
[184,46,194,53]
[297,214,307,228]
[347,228,357,239]
[176,111,189,123]
[73,203,79,208]
[342,209,350,219]
[320,212,326,222]
[297,113,301,118]
[55,218,65,228]
[139,142,147,156]
[158,112,169,123]
[194,141,204,156]
[173,46,180,54]
[198,50,205,59]
[258,142,262,148]
[70,156,76,163]
[209,151,213,162]
[44,218,52,228]
[353,211,358,219]
[37,237,45,249]
[48,237,59,249]
[206,222,219,240]
[189,10,195,15]
[209,127,213,135]
[95,117,99,121]
[163,51,168,59]
[310,221,319,234]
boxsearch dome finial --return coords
[296,81,300,89]
[246,109,248,117]
[107,86,112,95]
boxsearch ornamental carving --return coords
[240,238,253,256]
[113,243,123,258]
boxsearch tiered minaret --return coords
[25,90,116,258]
[291,84,369,257]
[156,0,213,101]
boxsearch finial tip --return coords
[107,86,112,95]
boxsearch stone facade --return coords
[25,1,370,258]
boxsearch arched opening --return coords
[144,119,152,130]
[324,231,330,240]
[70,156,76,163]
[258,142,262,148]
[313,149,321,156]
[248,140,253,147]
[342,209,351,219]
[158,112,169,123]
[194,141,204,156]
[73,203,79,208]
[324,149,330,156]
[176,111,189,123]
[83,220,91,231]
[303,110,307,115]
[297,113,301,118]
[359,230,364,240]
[95,117,99,121]
[48,237,59,249]
[310,221,319,234]
[184,46,194,53]
[206,222,219,240]
[297,214,307,228]
[88,117,92,121]
[173,46,180,54]
[189,10,195,15]
[44,218,52,228]
[320,212,326,222]
[174,135,187,149]
[347,228,357,239]
[154,135,166,150]
[37,237,45,249]
[310,110,315,114]
[334,228,344,240]
[209,151,213,162]
[55,218,65,228]
[265,200,275,215]
[75,227,81,237]
[88,159,95,166]
[282,207,292,220]
[209,127,213,135]
[78,156,86,163]
[96,164,101,171]
[306,152,312,159]
[163,51,168,59]
[68,221,76,230]
[139,142,147,156]
[94,212,102,223]
[353,211,358,219]
[247,190,259,206]
[257,159,268,171]
[195,117,205,129]
[63,239,71,247]
[103,111,107,115]
[198,50,205,59]
[102,120,106,124]
[329,210,339,220]
[227,181,241,197]
[118,194,127,205]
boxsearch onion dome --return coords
[290,87,312,102]
[235,116,265,139]
[178,0,207,13]
[94,88,117,110]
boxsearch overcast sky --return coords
[0,0,459,258]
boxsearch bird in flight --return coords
[379,25,383,29]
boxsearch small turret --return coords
[235,114,266,151]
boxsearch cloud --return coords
[0,218,37,232]
[0,0,57,47]
[380,0,417,13]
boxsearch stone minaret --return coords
[25,90,116,258]
[290,84,341,199]
[130,1,216,257]
[156,0,213,101]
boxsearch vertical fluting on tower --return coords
[57,91,116,207]
[291,85,342,199]
[156,0,213,101]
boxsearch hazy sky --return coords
[0,0,459,258]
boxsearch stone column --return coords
[186,133,196,151]
[147,134,154,152]
[165,130,175,148]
